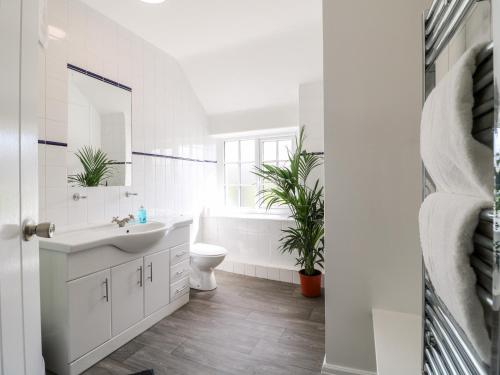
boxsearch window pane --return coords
[263,141,276,161]
[225,141,239,162]
[279,161,290,169]
[241,163,256,185]
[225,164,240,185]
[241,186,257,208]
[278,140,292,161]
[226,186,239,207]
[240,140,255,162]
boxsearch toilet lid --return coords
[191,243,228,257]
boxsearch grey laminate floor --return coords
[83,270,325,375]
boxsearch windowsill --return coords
[204,208,293,221]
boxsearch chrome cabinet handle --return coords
[23,219,55,241]
[138,266,143,287]
[125,192,138,198]
[147,262,153,282]
[104,278,109,302]
[175,251,187,258]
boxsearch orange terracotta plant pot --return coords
[299,270,322,298]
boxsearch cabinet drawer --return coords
[170,277,190,302]
[170,259,190,284]
[170,243,189,266]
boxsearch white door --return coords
[144,250,170,316]
[111,258,144,335]
[0,0,45,374]
[68,270,112,362]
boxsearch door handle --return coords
[22,219,55,241]
[138,266,143,287]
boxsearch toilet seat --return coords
[191,243,228,257]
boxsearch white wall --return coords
[38,0,216,237]
[202,214,304,283]
[299,81,324,153]
[209,104,298,136]
[323,0,424,373]
[202,81,325,283]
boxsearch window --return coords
[223,135,294,209]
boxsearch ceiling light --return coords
[140,0,166,3]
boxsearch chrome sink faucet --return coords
[112,214,135,227]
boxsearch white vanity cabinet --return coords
[40,222,191,375]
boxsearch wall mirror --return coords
[67,65,132,187]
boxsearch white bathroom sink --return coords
[111,222,168,252]
[39,216,192,253]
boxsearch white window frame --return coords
[220,133,296,215]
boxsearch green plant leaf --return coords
[68,146,116,187]
[253,126,324,276]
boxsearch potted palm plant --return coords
[68,146,115,187]
[254,126,324,297]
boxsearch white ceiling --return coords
[81,0,323,115]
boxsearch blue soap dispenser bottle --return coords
[138,206,147,224]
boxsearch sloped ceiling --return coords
[81,0,323,115]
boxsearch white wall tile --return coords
[245,264,256,277]
[255,266,268,279]
[45,166,66,188]
[279,269,293,283]
[221,260,234,273]
[46,187,68,226]
[46,76,68,102]
[67,187,88,225]
[119,187,134,218]
[46,98,68,123]
[45,145,66,166]
[46,119,68,143]
[87,187,106,223]
[41,0,214,233]
[267,267,280,281]
[233,262,245,275]
[104,187,120,219]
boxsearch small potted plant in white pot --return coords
[254,126,324,297]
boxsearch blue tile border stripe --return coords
[38,139,68,147]
[132,151,217,164]
[67,63,132,92]
[38,140,217,164]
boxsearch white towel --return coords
[420,192,491,363]
[421,43,493,200]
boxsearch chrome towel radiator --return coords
[422,0,498,374]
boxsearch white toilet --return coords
[189,243,228,291]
